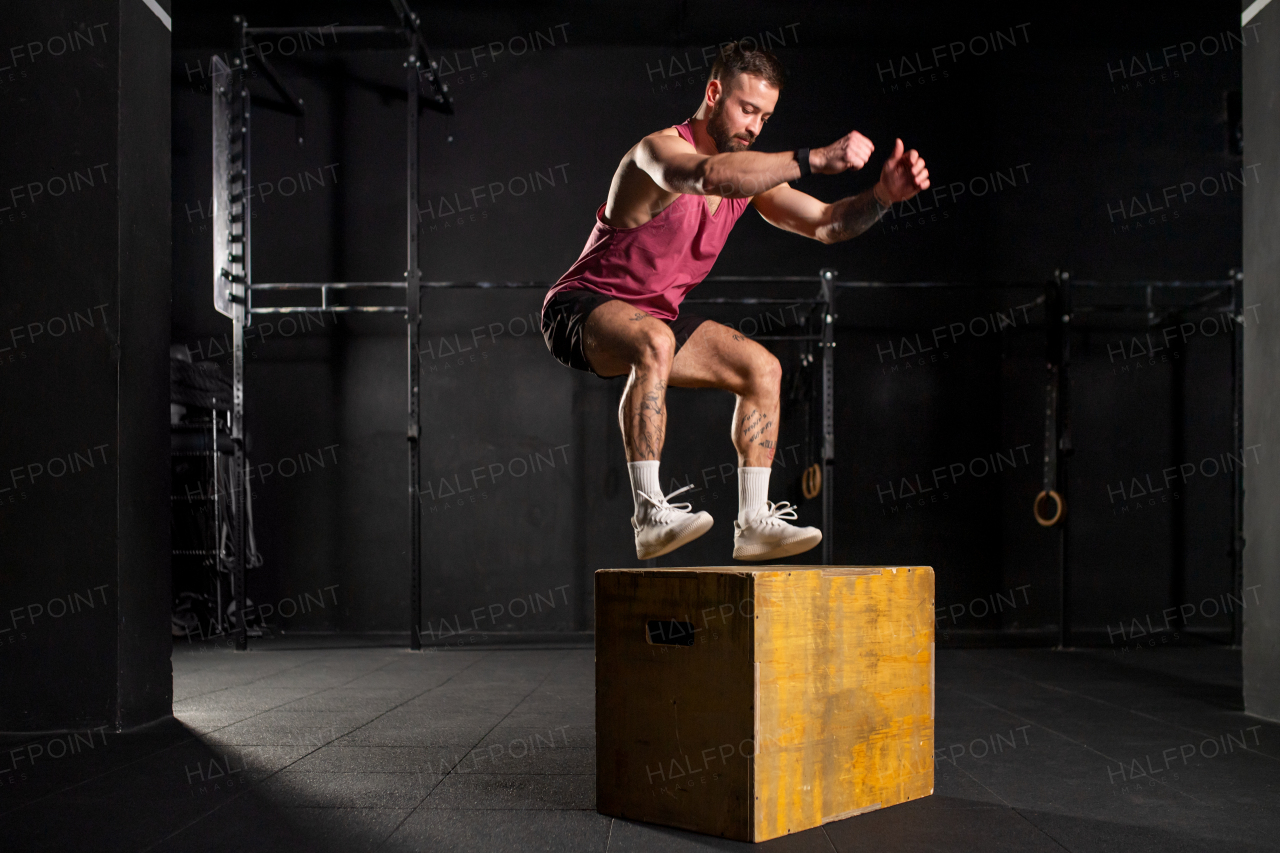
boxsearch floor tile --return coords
[385,807,611,853]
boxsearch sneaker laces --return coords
[637,484,696,522]
[748,500,799,528]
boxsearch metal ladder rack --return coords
[211,3,451,650]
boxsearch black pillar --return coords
[0,0,172,731]
[1243,0,1280,722]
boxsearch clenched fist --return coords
[811,130,875,174]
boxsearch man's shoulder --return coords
[635,125,693,155]
[649,125,684,139]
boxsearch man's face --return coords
[706,73,778,153]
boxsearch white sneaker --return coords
[733,501,822,561]
[633,484,714,560]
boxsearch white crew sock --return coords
[628,460,662,522]
[739,467,771,524]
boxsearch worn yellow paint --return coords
[753,566,934,840]
[595,566,934,843]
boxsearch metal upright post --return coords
[820,268,836,565]
[406,51,423,650]
[1041,273,1064,648]
[211,412,220,628]
[1059,272,1073,648]
[1170,292,1187,630]
[232,18,251,651]
[1230,268,1245,646]
[233,321,247,650]
[1044,269,1073,649]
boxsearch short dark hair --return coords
[708,41,785,91]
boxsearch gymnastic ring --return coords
[802,464,822,500]
[1033,490,1065,527]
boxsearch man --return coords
[541,43,930,561]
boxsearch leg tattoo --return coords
[734,402,779,466]
[621,371,668,462]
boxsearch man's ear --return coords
[705,77,722,108]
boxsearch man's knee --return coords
[635,327,676,372]
[749,352,782,397]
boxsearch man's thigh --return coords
[668,320,772,394]
[581,299,677,378]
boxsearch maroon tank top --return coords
[545,120,752,321]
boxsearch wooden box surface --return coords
[595,565,934,842]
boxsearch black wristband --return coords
[794,148,811,179]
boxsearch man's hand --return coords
[875,138,929,204]
[811,131,875,175]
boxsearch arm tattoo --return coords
[823,188,890,243]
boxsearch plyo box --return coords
[595,565,934,842]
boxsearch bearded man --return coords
[540,43,930,561]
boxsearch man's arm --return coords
[753,183,891,244]
[752,138,930,243]
[634,129,875,199]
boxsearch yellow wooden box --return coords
[595,565,934,842]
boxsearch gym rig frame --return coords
[209,13,1244,652]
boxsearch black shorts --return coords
[540,288,709,377]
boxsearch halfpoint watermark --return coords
[0,22,111,87]
[0,303,110,367]
[1106,445,1262,516]
[879,163,1031,236]
[426,22,571,91]
[644,24,800,97]
[1106,585,1261,650]
[876,444,1034,514]
[876,23,1031,94]
[181,25,339,88]
[1107,727,1261,791]
[419,584,572,645]
[1105,24,1262,94]
[1,443,111,507]
[1106,164,1261,234]
[419,163,571,232]
[0,163,111,226]
[420,444,571,512]
[876,299,1037,374]
[1106,305,1261,376]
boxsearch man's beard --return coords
[707,100,753,152]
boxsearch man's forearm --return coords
[816,184,891,244]
[699,150,802,198]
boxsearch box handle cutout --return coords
[646,619,696,646]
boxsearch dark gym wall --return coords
[170,2,1245,641]
[1243,0,1280,723]
[1,0,172,731]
